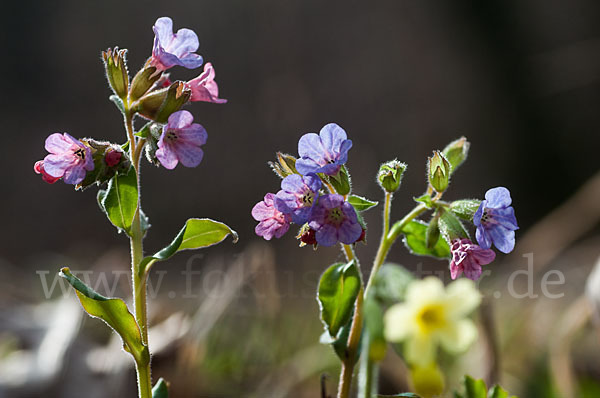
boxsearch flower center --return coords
[166,130,179,141]
[73,148,86,160]
[300,190,315,207]
[326,207,345,226]
[417,304,446,332]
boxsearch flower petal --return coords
[167,110,194,129]
[405,277,445,305]
[175,142,204,168]
[489,226,515,254]
[484,187,512,208]
[45,133,73,154]
[384,304,414,342]
[444,278,481,318]
[437,319,478,354]
[405,334,436,367]
[156,144,178,169]
[319,123,347,154]
[475,225,492,249]
[314,224,338,247]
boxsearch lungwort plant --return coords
[34,17,236,398]
[252,124,518,397]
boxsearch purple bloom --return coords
[156,110,207,169]
[308,194,362,246]
[39,133,94,185]
[252,193,292,240]
[274,173,321,224]
[473,187,519,253]
[186,63,227,104]
[150,17,204,72]
[449,238,496,281]
[34,161,60,184]
[296,123,353,176]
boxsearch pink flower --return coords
[38,133,94,185]
[252,193,291,240]
[186,63,227,104]
[33,161,60,184]
[156,110,207,169]
[449,238,496,281]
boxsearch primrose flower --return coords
[252,193,292,240]
[296,123,353,176]
[274,173,321,224]
[156,110,207,169]
[449,238,496,281]
[384,277,481,366]
[186,63,227,104]
[37,133,94,185]
[33,161,60,184]
[150,17,204,72]
[474,187,519,253]
[308,194,362,246]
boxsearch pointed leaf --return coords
[348,195,379,212]
[140,218,238,274]
[152,378,169,398]
[317,260,361,337]
[98,167,138,235]
[464,376,487,398]
[401,220,451,258]
[59,267,146,362]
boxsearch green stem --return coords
[125,108,152,398]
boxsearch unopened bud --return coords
[102,47,129,99]
[442,136,470,174]
[130,66,162,100]
[428,151,450,193]
[76,139,131,190]
[377,160,406,193]
[136,82,191,123]
[328,165,351,196]
[268,152,298,178]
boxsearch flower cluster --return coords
[34,17,226,185]
[252,123,363,247]
[448,187,518,280]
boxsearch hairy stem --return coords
[125,109,151,398]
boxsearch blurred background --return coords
[1,0,600,396]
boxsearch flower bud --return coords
[102,47,129,99]
[442,136,470,174]
[130,66,162,100]
[136,81,191,123]
[377,159,406,193]
[268,152,298,178]
[410,363,444,398]
[428,151,450,193]
[327,165,351,195]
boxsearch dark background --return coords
[1,1,600,397]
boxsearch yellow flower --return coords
[384,276,480,366]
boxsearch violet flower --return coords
[150,17,204,72]
[252,193,292,240]
[38,133,94,185]
[473,187,519,253]
[186,63,227,104]
[296,123,353,176]
[156,110,207,170]
[274,173,321,224]
[449,238,496,281]
[308,194,362,246]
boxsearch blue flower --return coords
[151,17,204,72]
[274,173,321,224]
[473,187,519,253]
[296,123,352,176]
[308,194,362,246]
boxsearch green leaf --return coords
[377,394,421,397]
[414,194,434,209]
[59,267,146,362]
[152,378,169,398]
[487,385,509,398]
[401,220,451,258]
[464,376,488,398]
[140,218,238,274]
[449,199,482,221]
[348,195,378,211]
[425,213,441,249]
[363,294,386,361]
[319,312,362,363]
[438,208,470,242]
[317,260,361,337]
[98,167,138,235]
[373,263,414,304]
